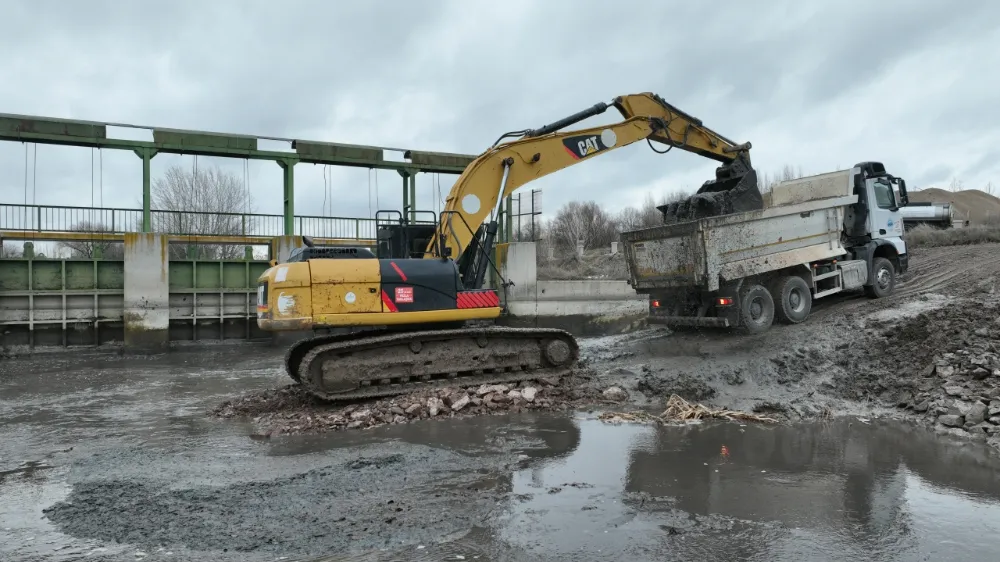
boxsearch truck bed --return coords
[621,190,858,293]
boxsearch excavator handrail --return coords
[424,93,754,260]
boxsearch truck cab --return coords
[844,161,910,276]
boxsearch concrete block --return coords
[610,241,618,254]
[123,233,169,352]
[501,242,538,301]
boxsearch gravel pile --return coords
[836,290,1000,449]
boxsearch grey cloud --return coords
[1,0,998,227]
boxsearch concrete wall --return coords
[1,239,271,354]
[499,241,648,336]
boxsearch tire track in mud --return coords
[897,244,1000,295]
[806,244,1000,322]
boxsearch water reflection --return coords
[493,416,1000,561]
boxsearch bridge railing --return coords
[0,203,378,240]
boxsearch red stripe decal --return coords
[390,262,407,281]
[381,290,398,312]
[563,145,581,160]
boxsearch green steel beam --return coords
[0,113,475,175]
[278,159,295,235]
[133,148,158,232]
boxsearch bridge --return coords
[0,110,492,352]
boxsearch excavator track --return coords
[284,326,580,401]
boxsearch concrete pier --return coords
[123,233,170,352]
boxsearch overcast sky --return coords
[3,0,999,230]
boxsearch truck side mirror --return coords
[897,178,909,207]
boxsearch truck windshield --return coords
[872,179,896,209]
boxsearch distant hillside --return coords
[907,188,1000,225]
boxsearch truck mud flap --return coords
[648,315,731,328]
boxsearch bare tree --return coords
[58,221,125,259]
[549,201,617,252]
[151,164,255,259]
[949,178,965,192]
[985,182,996,197]
[1,242,23,258]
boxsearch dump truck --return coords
[620,161,910,333]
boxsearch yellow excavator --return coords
[256,93,761,401]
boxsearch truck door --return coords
[868,177,905,241]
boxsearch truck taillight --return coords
[716,297,733,306]
[651,299,661,308]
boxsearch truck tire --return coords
[865,257,895,298]
[738,283,774,334]
[772,275,812,324]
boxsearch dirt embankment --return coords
[213,243,1000,452]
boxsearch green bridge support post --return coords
[278,159,296,236]
[133,148,158,233]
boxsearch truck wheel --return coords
[865,257,895,298]
[772,275,812,324]
[739,283,774,334]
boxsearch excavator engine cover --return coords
[657,155,763,224]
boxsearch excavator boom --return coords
[428,93,760,262]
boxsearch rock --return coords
[921,364,936,378]
[347,420,365,429]
[427,397,443,416]
[972,367,991,381]
[404,403,421,415]
[389,406,405,416]
[470,396,482,406]
[724,371,745,385]
[602,386,628,401]
[895,391,914,408]
[966,402,989,426]
[350,409,372,421]
[450,393,471,412]
[989,401,1000,417]
[913,400,930,413]
[537,376,561,387]
[969,422,995,436]
[938,366,956,378]
[938,414,965,428]
[989,416,1000,425]
[477,384,509,396]
[944,385,964,397]
[522,387,538,402]
[392,415,407,424]
[508,390,523,400]
[976,328,990,337]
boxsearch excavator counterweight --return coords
[256,93,761,401]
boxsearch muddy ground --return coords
[215,243,1000,453]
[7,243,1000,561]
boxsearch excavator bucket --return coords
[657,153,763,224]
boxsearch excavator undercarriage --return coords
[283,326,579,401]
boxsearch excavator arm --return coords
[426,93,760,265]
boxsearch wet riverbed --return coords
[3,347,1000,561]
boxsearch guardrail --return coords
[0,203,378,240]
